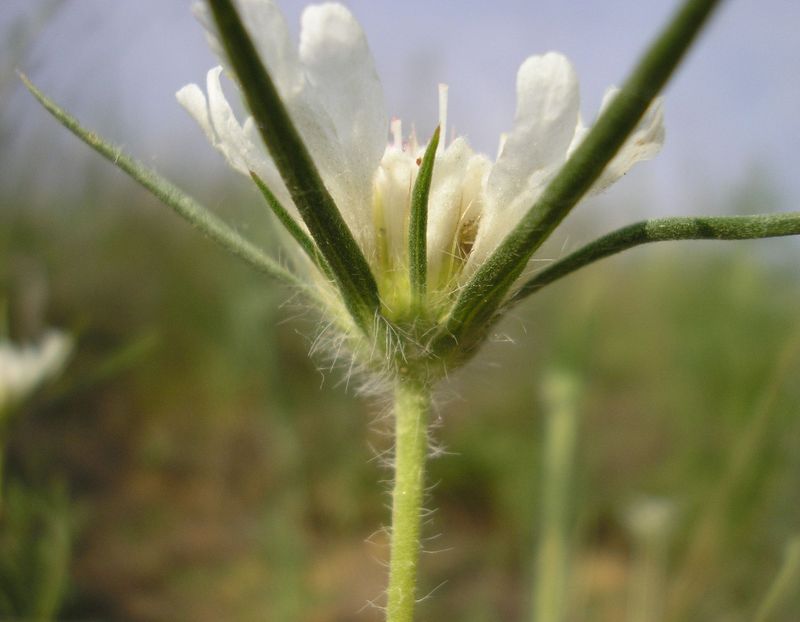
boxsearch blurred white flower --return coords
[0,331,72,415]
[177,0,664,308]
[624,495,677,541]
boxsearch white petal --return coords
[299,4,386,166]
[176,83,216,144]
[299,3,386,256]
[177,67,294,212]
[465,165,556,280]
[192,0,301,94]
[0,331,71,411]
[463,54,580,279]
[565,113,588,159]
[206,66,292,205]
[426,139,486,285]
[591,89,665,193]
[206,66,255,174]
[487,53,580,211]
[190,2,375,256]
[372,148,416,272]
[192,0,338,161]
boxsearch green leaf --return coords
[207,0,379,332]
[249,171,332,279]
[408,126,440,308]
[432,0,723,359]
[19,72,315,300]
[507,212,800,306]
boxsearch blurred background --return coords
[1,1,799,620]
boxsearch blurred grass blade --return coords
[625,498,675,622]
[207,0,379,331]
[19,72,315,299]
[532,368,582,622]
[507,212,800,306]
[409,126,440,308]
[48,331,159,403]
[433,0,723,357]
[0,0,62,98]
[753,536,800,622]
[249,171,332,279]
[669,326,800,616]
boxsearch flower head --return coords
[0,331,72,415]
[177,0,664,372]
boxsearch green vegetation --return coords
[1,167,797,620]
[2,4,797,618]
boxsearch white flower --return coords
[177,0,664,314]
[624,496,677,540]
[0,331,72,415]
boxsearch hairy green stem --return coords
[386,377,430,622]
[508,212,800,306]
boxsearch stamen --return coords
[496,132,508,160]
[409,123,419,154]
[391,118,403,150]
[438,83,448,154]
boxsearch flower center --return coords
[370,86,489,324]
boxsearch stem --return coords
[387,376,430,622]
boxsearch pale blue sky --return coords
[4,0,800,221]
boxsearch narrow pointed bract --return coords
[431,0,722,359]
[408,127,440,309]
[249,170,331,277]
[206,0,380,332]
[19,72,313,299]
